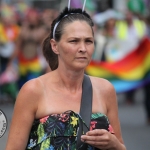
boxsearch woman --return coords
[5,5,126,150]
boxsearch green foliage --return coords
[40,138,50,150]
[37,124,45,143]
[91,113,105,119]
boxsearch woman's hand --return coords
[81,129,117,150]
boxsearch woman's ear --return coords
[50,39,59,54]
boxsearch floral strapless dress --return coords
[26,110,114,150]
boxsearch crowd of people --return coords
[0,3,57,101]
[0,1,150,124]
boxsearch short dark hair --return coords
[42,7,94,71]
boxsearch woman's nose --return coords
[79,42,86,52]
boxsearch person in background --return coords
[116,10,147,104]
[41,8,59,36]
[116,10,146,48]
[0,4,20,101]
[92,9,118,62]
[41,8,59,73]
[11,7,48,89]
[5,4,126,150]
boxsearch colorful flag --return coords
[85,37,150,93]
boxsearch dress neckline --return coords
[35,110,108,121]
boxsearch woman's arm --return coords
[106,81,126,150]
[5,79,41,150]
[81,79,126,150]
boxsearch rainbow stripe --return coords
[18,52,43,77]
[85,37,150,93]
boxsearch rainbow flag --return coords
[18,53,43,78]
[85,37,150,93]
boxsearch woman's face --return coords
[56,21,94,70]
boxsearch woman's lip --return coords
[76,57,87,59]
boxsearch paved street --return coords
[0,88,150,150]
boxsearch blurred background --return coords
[0,0,150,149]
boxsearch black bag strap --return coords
[76,74,93,149]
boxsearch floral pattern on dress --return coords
[26,111,114,150]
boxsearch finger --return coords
[86,129,107,136]
[81,137,110,149]
[81,134,104,142]
[81,139,86,143]
[84,140,108,146]
[81,132,110,143]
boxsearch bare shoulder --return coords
[89,76,115,93]
[89,76,117,114]
[89,75,117,105]
[18,77,43,98]
[15,77,45,109]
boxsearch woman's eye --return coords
[70,40,77,43]
[86,40,93,43]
